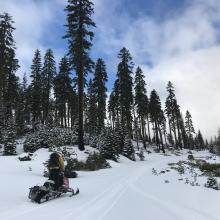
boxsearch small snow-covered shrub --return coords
[199,163,220,177]
[4,141,17,155]
[136,148,145,161]
[85,152,110,171]
[64,152,110,173]
[24,126,77,152]
[64,159,79,178]
[152,168,158,175]
[169,162,185,175]
[188,154,194,160]
[205,177,219,190]
[196,159,207,167]
[65,158,85,171]
[153,148,160,153]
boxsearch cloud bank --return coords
[93,0,220,139]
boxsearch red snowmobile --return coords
[29,176,79,204]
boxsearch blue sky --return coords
[1,0,220,138]
[10,0,190,89]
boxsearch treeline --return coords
[0,0,207,155]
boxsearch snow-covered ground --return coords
[0,147,219,220]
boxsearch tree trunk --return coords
[155,121,160,150]
[141,117,146,149]
[172,118,178,149]
[159,125,165,153]
[146,114,151,143]
[133,105,139,150]
[176,118,182,149]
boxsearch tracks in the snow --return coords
[1,159,218,220]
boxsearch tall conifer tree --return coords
[116,47,133,137]
[54,56,73,128]
[42,49,56,124]
[0,13,19,124]
[87,79,97,134]
[93,58,108,133]
[185,110,195,149]
[165,81,179,148]
[149,90,165,153]
[64,0,96,150]
[134,66,148,148]
[30,49,42,123]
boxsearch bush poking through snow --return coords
[64,152,110,173]
[152,168,158,175]
[64,159,79,178]
[65,158,85,171]
[204,177,219,190]
[85,152,111,171]
[199,163,220,177]
[188,154,194,160]
[136,148,145,161]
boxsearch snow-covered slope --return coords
[0,148,219,220]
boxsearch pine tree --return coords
[54,56,73,128]
[145,95,151,143]
[179,114,188,148]
[205,139,209,147]
[173,99,183,149]
[98,128,119,161]
[216,129,220,155]
[108,80,120,130]
[4,117,17,155]
[93,58,108,133]
[134,66,148,148]
[116,47,134,137]
[0,13,19,124]
[87,79,98,135]
[185,110,195,149]
[149,90,165,153]
[158,110,167,147]
[5,70,19,118]
[30,49,42,123]
[108,91,116,129]
[64,0,96,151]
[22,73,31,124]
[165,81,178,148]
[15,82,25,135]
[42,49,56,124]
[195,130,205,149]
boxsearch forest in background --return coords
[0,0,219,158]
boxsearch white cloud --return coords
[0,0,66,78]
[93,0,220,139]
[144,46,220,139]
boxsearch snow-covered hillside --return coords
[0,147,219,220]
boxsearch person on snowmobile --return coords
[47,152,65,190]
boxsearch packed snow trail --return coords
[0,150,220,220]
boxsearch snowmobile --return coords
[29,176,79,204]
